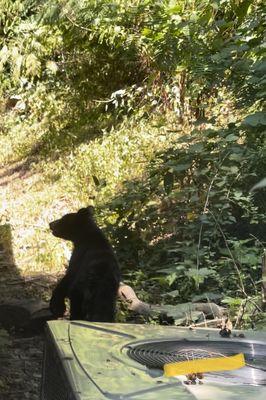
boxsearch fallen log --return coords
[118,284,226,323]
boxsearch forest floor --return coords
[0,333,43,400]
[0,250,59,400]
[0,242,53,400]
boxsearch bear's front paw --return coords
[50,296,66,318]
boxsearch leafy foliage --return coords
[104,124,265,299]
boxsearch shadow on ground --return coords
[0,223,54,334]
[0,224,55,400]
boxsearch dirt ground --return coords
[0,333,43,400]
[0,292,45,400]
[0,234,58,400]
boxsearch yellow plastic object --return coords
[164,353,245,377]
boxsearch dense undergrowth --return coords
[0,0,265,328]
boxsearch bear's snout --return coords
[49,221,57,230]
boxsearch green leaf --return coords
[251,178,266,191]
[186,268,214,278]
[243,112,266,128]
[240,253,259,265]
[229,153,242,161]
[233,191,244,199]
[166,272,177,286]
[234,0,252,22]
[163,289,179,298]
[189,143,204,153]
[192,292,222,302]
[199,214,209,224]
[225,134,238,142]
[253,60,266,76]
[171,164,190,172]
[230,166,239,174]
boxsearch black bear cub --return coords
[49,206,120,322]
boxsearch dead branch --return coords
[118,284,225,320]
[191,318,224,328]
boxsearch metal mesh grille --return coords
[126,340,264,369]
[41,333,76,400]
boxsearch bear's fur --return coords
[49,207,120,322]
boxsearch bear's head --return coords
[49,206,94,241]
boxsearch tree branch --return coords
[118,284,225,320]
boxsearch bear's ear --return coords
[77,208,91,218]
[77,206,94,218]
[87,205,94,215]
